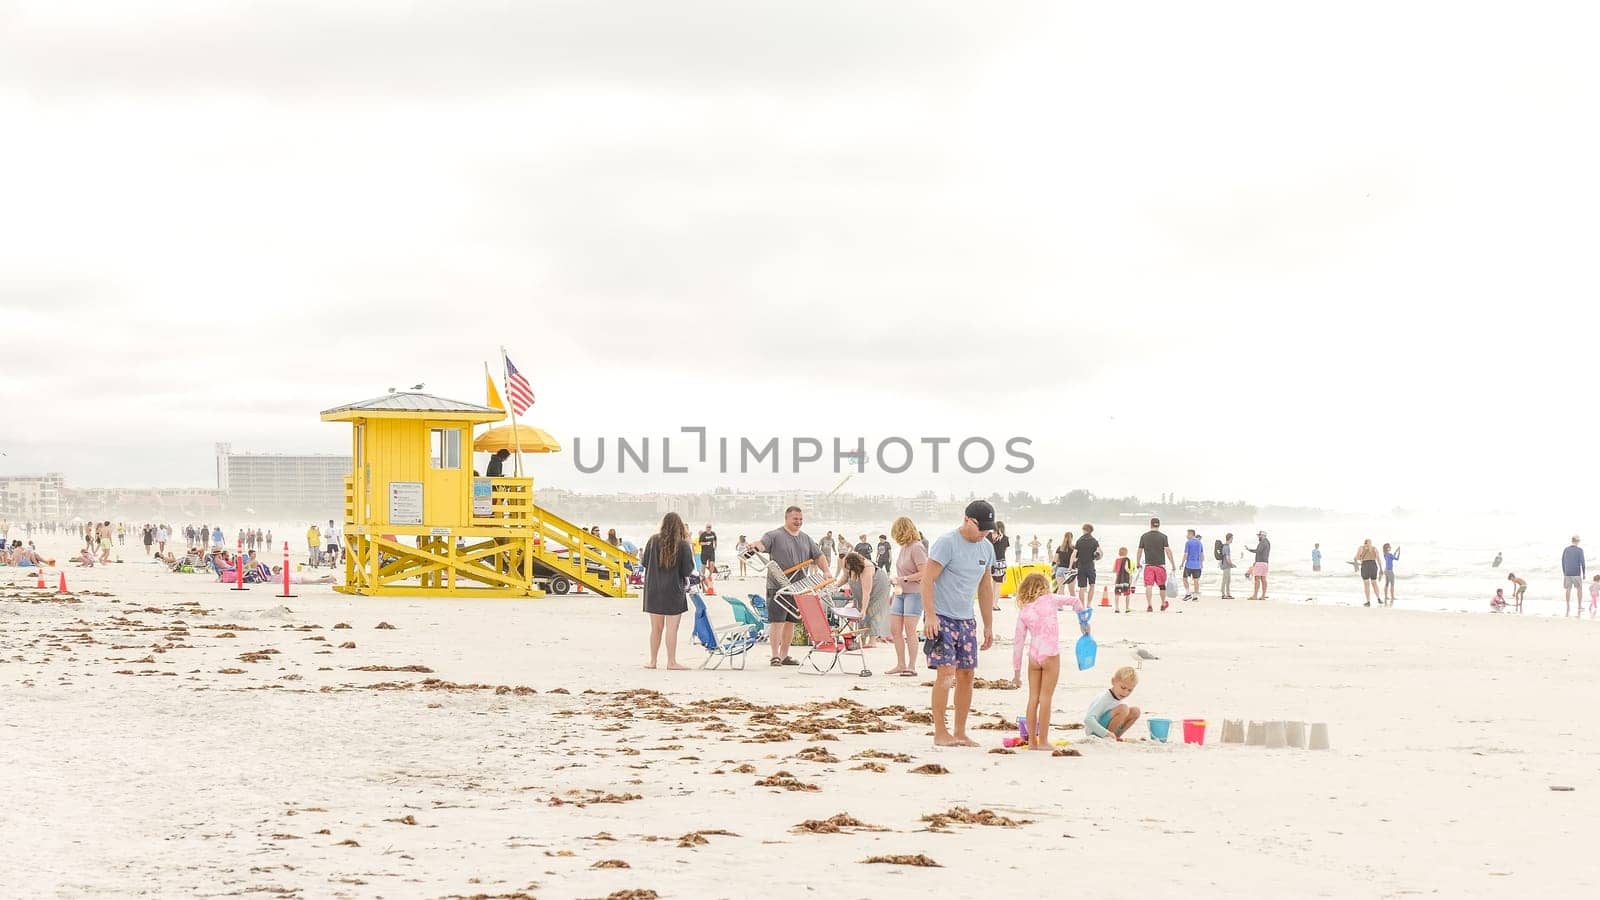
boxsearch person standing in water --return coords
[1506,572,1527,611]
[1492,551,1502,568]
[1244,531,1272,600]
[1382,543,1401,605]
[1561,536,1586,617]
[1312,543,1323,573]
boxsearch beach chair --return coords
[724,594,767,641]
[689,593,762,670]
[794,593,871,677]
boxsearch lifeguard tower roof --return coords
[320,391,504,423]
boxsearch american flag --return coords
[505,355,535,415]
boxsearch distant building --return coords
[215,442,348,515]
[0,472,66,520]
[65,486,224,520]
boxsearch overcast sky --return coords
[3,1,1597,516]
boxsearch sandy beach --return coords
[4,537,1599,899]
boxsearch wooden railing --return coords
[471,477,534,527]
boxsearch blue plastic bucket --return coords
[1148,718,1172,742]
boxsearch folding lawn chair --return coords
[724,594,767,641]
[690,593,762,670]
[794,593,871,676]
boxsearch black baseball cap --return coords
[964,500,997,532]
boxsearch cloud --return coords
[1,0,1036,96]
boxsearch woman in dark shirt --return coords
[642,512,695,669]
[989,522,1011,611]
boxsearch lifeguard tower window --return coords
[430,428,461,469]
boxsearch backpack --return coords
[1213,539,1224,561]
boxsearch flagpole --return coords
[500,346,526,477]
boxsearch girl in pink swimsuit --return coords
[1011,572,1088,750]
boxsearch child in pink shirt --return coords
[1010,572,1088,750]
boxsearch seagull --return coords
[1131,646,1159,669]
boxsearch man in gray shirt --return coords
[1218,532,1236,600]
[748,505,826,666]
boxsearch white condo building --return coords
[215,442,349,514]
[0,472,66,520]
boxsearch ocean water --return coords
[53,512,1593,619]
[646,514,1599,620]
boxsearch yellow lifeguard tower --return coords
[320,390,636,598]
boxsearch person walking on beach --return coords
[640,512,694,670]
[887,516,928,677]
[734,535,749,576]
[697,523,718,574]
[306,522,321,567]
[747,506,827,666]
[1244,531,1272,600]
[1382,543,1402,604]
[1312,543,1323,573]
[922,500,998,747]
[1354,539,1382,606]
[1029,535,1041,562]
[1562,535,1586,617]
[1069,524,1101,608]
[1218,532,1237,599]
[875,534,892,573]
[819,531,835,572]
[988,523,1011,610]
[853,533,872,559]
[1138,517,1176,612]
[1181,529,1204,601]
[325,520,341,567]
[1052,532,1075,593]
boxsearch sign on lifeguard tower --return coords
[320,390,636,598]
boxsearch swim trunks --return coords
[1142,565,1167,587]
[926,614,978,670]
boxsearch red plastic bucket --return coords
[1182,719,1207,745]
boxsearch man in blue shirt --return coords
[921,500,998,748]
[1182,529,1204,601]
[1562,535,1586,617]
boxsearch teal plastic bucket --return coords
[1148,718,1172,742]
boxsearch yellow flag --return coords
[485,362,505,411]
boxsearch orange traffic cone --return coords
[35,571,46,589]
[58,571,68,593]
[1100,586,1111,607]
